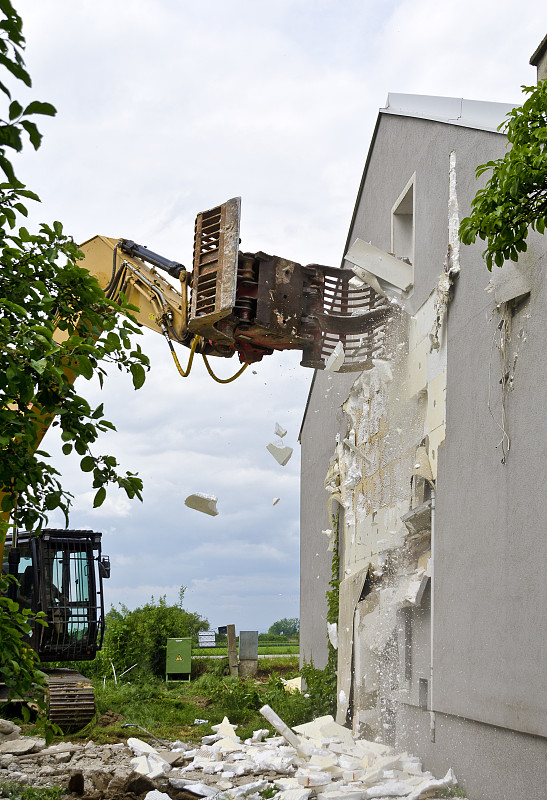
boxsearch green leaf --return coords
[80,456,95,472]
[21,119,42,149]
[0,152,16,184]
[77,356,93,380]
[93,486,106,508]
[0,52,31,86]
[130,362,146,389]
[44,493,60,510]
[8,99,22,120]
[62,443,73,455]
[0,79,11,99]
[23,100,56,117]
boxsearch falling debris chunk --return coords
[184,493,219,516]
[275,422,288,438]
[273,497,280,506]
[267,442,293,466]
[325,341,345,372]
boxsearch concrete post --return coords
[227,624,239,677]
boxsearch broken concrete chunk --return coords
[0,720,20,736]
[275,423,288,438]
[327,622,338,650]
[156,748,187,766]
[41,742,83,756]
[125,772,157,795]
[185,493,219,516]
[267,442,293,466]
[325,341,345,372]
[0,737,44,755]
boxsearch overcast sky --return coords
[12,0,545,633]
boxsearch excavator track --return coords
[46,669,95,730]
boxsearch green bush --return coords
[0,784,63,800]
[48,589,209,682]
[96,588,208,680]
[262,663,337,728]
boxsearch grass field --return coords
[192,645,299,656]
[19,655,316,745]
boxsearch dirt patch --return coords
[98,712,125,727]
[184,696,211,709]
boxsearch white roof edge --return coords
[380,92,517,133]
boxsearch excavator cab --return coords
[4,529,109,662]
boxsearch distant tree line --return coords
[267,617,299,638]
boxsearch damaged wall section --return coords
[300,93,547,800]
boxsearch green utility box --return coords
[166,637,192,683]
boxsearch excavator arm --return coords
[79,196,393,372]
[2,196,394,555]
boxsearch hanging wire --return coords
[165,331,249,382]
[165,333,199,377]
[202,353,249,383]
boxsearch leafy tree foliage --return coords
[268,617,299,638]
[460,81,547,269]
[0,0,149,534]
[0,572,46,708]
[0,1,148,711]
[94,589,209,680]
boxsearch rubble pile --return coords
[0,715,458,800]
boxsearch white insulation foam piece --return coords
[184,493,219,516]
[325,341,345,372]
[144,792,172,800]
[273,497,280,506]
[327,622,338,650]
[260,704,300,749]
[275,422,288,438]
[127,738,158,756]
[267,443,293,466]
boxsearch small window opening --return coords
[391,176,415,269]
